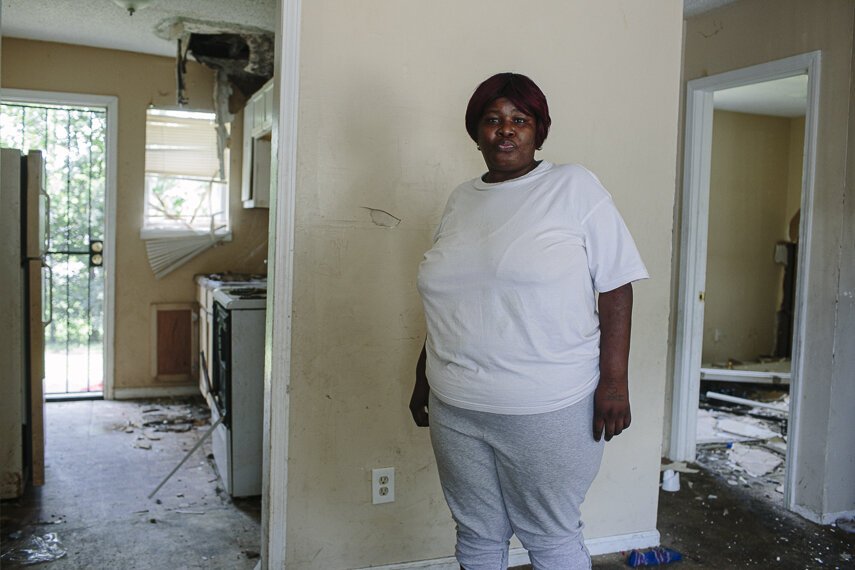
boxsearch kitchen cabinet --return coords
[241,79,274,209]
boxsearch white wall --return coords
[269,1,684,568]
[702,111,793,364]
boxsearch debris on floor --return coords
[696,384,789,503]
[113,400,212,454]
[660,461,699,474]
[0,532,67,566]
[727,443,782,478]
[696,401,786,445]
[643,465,855,569]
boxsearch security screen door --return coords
[0,102,107,397]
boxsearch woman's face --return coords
[477,97,538,183]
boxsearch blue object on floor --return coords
[626,547,683,567]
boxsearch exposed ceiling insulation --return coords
[158,18,274,100]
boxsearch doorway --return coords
[670,52,820,514]
[0,90,118,399]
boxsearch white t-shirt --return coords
[417,161,649,415]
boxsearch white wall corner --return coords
[791,504,855,526]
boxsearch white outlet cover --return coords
[372,467,395,504]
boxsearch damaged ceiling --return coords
[158,17,274,101]
[1,0,275,58]
[2,0,276,105]
[2,0,741,59]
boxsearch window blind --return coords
[145,109,224,181]
[141,109,230,279]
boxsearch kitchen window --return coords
[142,109,229,238]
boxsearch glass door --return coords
[0,102,107,397]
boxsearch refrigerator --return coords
[0,148,48,498]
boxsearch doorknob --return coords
[699,291,705,302]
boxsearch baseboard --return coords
[356,530,660,569]
[112,385,200,400]
[585,530,660,555]
[792,504,855,526]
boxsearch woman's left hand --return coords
[593,378,631,441]
[594,283,634,442]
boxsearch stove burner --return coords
[204,272,266,283]
[225,287,267,299]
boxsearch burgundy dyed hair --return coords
[465,72,552,149]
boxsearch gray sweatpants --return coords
[429,392,604,570]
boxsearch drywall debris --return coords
[144,430,162,441]
[717,418,779,440]
[763,436,787,455]
[697,407,783,444]
[362,207,402,228]
[661,461,700,474]
[0,532,66,565]
[706,391,789,412]
[727,443,783,477]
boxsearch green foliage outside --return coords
[0,103,107,348]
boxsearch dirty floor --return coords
[2,399,853,569]
[1,398,260,569]
[580,465,855,569]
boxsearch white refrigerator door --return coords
[27,259,46,486]
[25,150,48,259]
[0,148,25,498]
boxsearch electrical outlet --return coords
[372,467,395,504]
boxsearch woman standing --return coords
[412,73,648,569]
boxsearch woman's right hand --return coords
[409,342,430,427]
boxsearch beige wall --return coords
[281,1,683,567]
[1,38,268,392]
[702,111,793,363]
[786,116,806,231]
[677,0,855,521]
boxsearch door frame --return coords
[260,0,302,566]
[0,88,119,399]
[669,51,820,513]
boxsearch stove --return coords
[213,286,267,309]
[194,273,266,497]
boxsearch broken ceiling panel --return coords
[156,17,274,103]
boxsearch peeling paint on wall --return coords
[362,207,402,228]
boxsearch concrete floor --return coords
[2,398,853,569]
[0,398,260,569]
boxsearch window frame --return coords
[140,108,231,240]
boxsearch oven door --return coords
[213,302,231,428]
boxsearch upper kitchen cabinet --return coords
[241,79,274,209]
